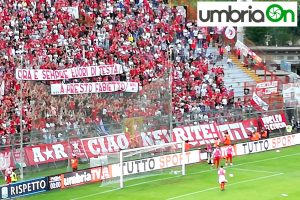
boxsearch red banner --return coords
[259,113,287,131]
[218,118,257,140]
[171,122,221,147]
[23,115,286,165]
[81,133,131,158]
[25,138,85,166]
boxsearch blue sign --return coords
[0,177,48,199]
[280,60,291,72]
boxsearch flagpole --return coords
[168,48,173,142]
[20,55,24,181]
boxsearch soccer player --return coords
[212,146,222,168]
[218,166,228,191]
[225,145,233,166]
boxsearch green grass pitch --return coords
[22,145,300,200]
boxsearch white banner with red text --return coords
[15,64,123,80]
[50,81,139,95]
[236,133,300,155]
[256,81,278,95]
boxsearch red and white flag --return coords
[251,92,269,111]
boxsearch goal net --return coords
[99,141,187,189]
[118,141,186,188]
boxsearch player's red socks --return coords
[221,182,225,191]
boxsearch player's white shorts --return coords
[219,175,228,184]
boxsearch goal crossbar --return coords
[119,141,186,188]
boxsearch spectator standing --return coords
[223,131,231,146]
[206,142,213,164]
[11,169,17,183]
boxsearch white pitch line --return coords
[231,167,279,174]
[166,173,284,200]
[70,188,121,200]
[189,152,300,176]
[71,152,300,200]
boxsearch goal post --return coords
[119,141,186,189]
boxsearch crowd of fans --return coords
[0,0,244,146]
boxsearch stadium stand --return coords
[0,0,245,146]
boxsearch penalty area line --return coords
[230,167,280,174]
[166,173,284,200]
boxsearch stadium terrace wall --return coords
[0,112,288,168]
[0,133,299,199]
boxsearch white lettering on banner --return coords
[91,167,111,181]
[32,147,46,163]
[51,82,139,95]
[16,64,123,80]
[140,132,155,146]
[87,138,107,155]
[203,124,218,141]
[64,172,92,187]
[190,125,202,140]
[172,124,220,146]
[52,144,68,159]
[25,142,81,165]
[140,129,171,147]
[256,81,278,89]
[152,129,170,145]
[217,123,249,140]
[10,180,47,195]
[261,114,287,130]
[264,87,278,95]
[106,136,121,152]
[83,134,130,157]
